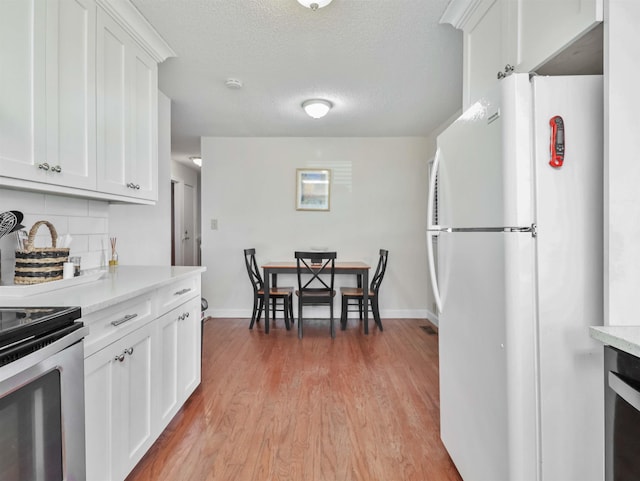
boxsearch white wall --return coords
[603,1,640,324]
[109,91,172,266]
[0,188,109,283]
[201,136,432,319]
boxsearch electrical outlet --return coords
[210,219,218,230]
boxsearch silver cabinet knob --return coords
[115,353,126,362]
[38,162,50,171]
[124,347,134,356]
[52,165,62,173]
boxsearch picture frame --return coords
[296,168,331,211]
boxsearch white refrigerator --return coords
[427,74,604,481]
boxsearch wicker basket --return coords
[14,221,69,285]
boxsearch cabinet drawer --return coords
[83,294,155,357]
[156,275,200,314]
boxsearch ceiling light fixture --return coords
[297,0,333,11]
[190,156,202,167]
[302,99,332,119]
[224,78,243,89]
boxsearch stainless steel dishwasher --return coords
[605,345,640,481]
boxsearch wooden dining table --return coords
[261,261,372,334]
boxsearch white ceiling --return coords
[131,0,463,167]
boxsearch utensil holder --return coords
[14,221,69,285]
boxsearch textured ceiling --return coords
[131,0,462,164]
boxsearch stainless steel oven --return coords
[0,307,88,481]
[605,345,640,481]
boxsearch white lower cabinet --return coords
[157,297,201,431]
[84,276,201,481]
[85,321,155,481]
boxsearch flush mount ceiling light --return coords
[297,0,333,10]
[190,156,202,167]
[302,99,332,119]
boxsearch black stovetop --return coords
[0,306,81,349]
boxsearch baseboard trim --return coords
[210,308,431,320]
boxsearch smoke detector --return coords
[225,78,243,89]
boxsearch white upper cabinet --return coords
[0,0,173,204]
[96,9,158,201]
[442,0,603,108]
[518,0,603,73]
[0,0,96,190]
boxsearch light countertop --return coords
[0,265,206,315]
[590,326,640,358]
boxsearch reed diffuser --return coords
[109,237,118,267]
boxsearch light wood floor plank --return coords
[125,318,462,481]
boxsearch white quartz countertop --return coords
[590,326,640,358]
[0,265,206,315]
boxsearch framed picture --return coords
[296,168,331,211]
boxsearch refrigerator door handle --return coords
[448,224,537,237]
[427,148,443,313]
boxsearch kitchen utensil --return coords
[0,211,24,239]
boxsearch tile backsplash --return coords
[0,188,110,284]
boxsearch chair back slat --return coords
[370,249,389,295]
[244,248,263,293]
[295,251,337,294]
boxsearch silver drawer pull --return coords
[174,288,191,296]
[111,313,138,327]
[124,347,134,356]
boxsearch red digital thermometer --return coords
[549,115,565,168]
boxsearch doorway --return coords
[171,178,199,267]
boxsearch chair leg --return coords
[289,295,295,325]
[358,299,363,320]
[330,302,335,338]
[283,297,291,330]
[256,298,264,324]
[272,295,276,323]
[298,302,303,339]
[340,296,347,330]
[372,298,383,331]
[249,296,259,329]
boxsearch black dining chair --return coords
[294,251,337,339]
[244,248,294,330]
[340,249,388,332]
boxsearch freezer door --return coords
[436,74,533,229]
[438,230,537,481]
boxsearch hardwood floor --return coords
[125,317,462,481]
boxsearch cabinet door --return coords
[156,297,201,433]
[85,322,155,481]
[518,0,602,73]
[85,336,120,481]
[118,322,155,478]
[464,0,512,108]
[129,44,158,201]
[177,298,201,401]
[97,8,158,201]
[0,0,95,189]
[44,0,97,189]
[0,0,46,180]
[157,307,180,431]
[96,9,128,197]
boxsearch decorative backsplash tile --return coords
[0,188,110,283]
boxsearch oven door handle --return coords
[609,371,640,412]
